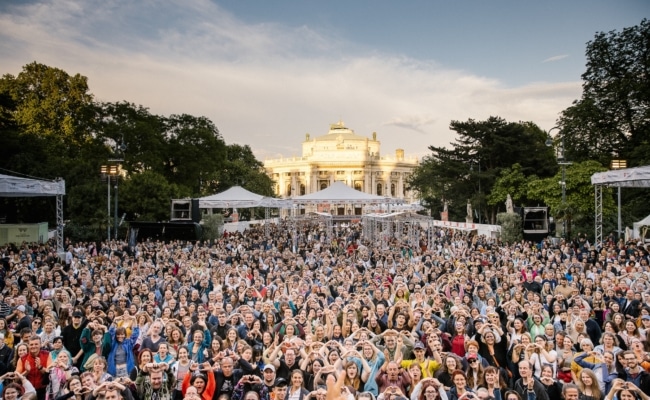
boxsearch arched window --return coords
[321,182,328,190]
[300,184,306,195]
[376,183,383,196]
[391,183,396,197]
[286,184,292,197]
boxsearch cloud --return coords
[542,54,569,63]
[0,0,582,162]
[383,115,436,134]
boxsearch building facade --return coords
[264,122,419,213]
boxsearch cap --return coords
[414,341,426,350]
[473,317,486,325]
[16,305,26,313]
[263,365,276,372]
[467,354,478,361]
[72,311,84,317]
[274,378,288,387]
[642,315,650,321]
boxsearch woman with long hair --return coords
[464,355,485,391]
[45,351,78,400]
[538,364,562,400]
[619,320,645,349]
[0,318,15,349]
[107,322,140,379]
[287,369,310,400]
[576,369,603,400]
[11,343,28,371]
[171,347,192,400]
[417,379,443,400]
[129,348,154,381]
[434,354,460,391]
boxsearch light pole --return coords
[107,138,126,240]
[546,127,572,238]
[611,159,627,240]
[100,165,119,241]
[470,156,481,223]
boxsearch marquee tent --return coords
[197,186,288,208]
[633,214,650,240]
[592,165,650,245]
[292,181,400,205]
[0,174,65,252]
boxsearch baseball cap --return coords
[641,315,650,321]
[274,378,288,387]
[72,311,84,317]
[263,365,276,372]
[16,305,26,313]
[414,341,426,350]
[467,354,478,361]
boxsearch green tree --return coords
[120,170,190,221]
[409,117,556,223]
[526,160,615,238]
[164,114,227,195]
[487,163,539,209]
[557,18,650,230]
[214,144,275,196]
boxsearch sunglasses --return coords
[468,359,478,364]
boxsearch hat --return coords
[467,354,478,361]
[72,311,84,317]
[274,378,288,387]
[414,341,426,350]
[16,305,25,313]
[473,317,486,325]
[263,364,276,372]
[642,315,650,321]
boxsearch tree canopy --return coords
[0,62,274,240]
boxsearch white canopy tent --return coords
[197,186,289,208]
[292,181,401,206]
[591,165,650,245]
[0,174,66,252]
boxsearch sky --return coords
[0,0,647,161]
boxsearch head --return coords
[562,384,580,400]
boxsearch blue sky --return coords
[0,0,646,160]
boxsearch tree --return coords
[557,18,650,229]
[487,163,539,209]
[526,160,615,238]
[409,117,557,223]
[120,171,190,221]
[164,114,227,195]
[214,144,275,196]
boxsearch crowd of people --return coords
[0,220,649,400]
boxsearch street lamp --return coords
[611,159,627,240]
[106,138,126,240]
[546,127,572,238]
[100,164,120,240]
[470,156,481,223]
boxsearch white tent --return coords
[292,181,400,205]
[197,186,288,208]
[0,174,65,252]
[633,214,650,240]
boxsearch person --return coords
[512,361,548,400]
[272,377,288,400]
[135,362,175,400]
[79,321,111,372]
[286,370,309,400]
[181,362,216,400]
[0,372,37,400]
[620,350,650,393]
[573,350,617,394]
[61,310,86,369]
[170,347,192,400]
[604,380,649,400]
[445,370,472,400]
[576,369,603,400]
[375,361,411,396]
[561,384,579,400]
[214,357,244,399]
[16,335,52,400]
[45,351,78,400]
[108,325,140,379]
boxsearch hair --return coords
[2,383,24,398]
[484,366,506,389]
[576,370,601,400]
[343,360,361,391]
[418,380,440,400]
[562,383,580,397]
[503,391,522,400]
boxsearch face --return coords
[453,374,466,387]
[17,344,28,358]
[291,372,303,387]
[150,371,163,389]
[563,388,579,400]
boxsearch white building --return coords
[264,121,419,214]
